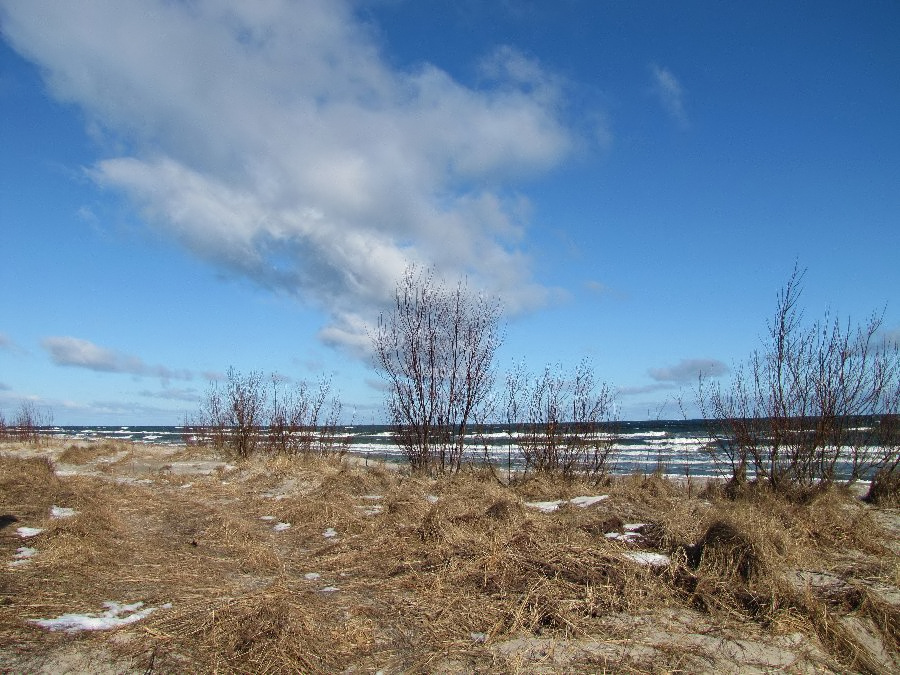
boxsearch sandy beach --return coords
[1,437,898,673]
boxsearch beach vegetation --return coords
[699,265,900,500]
[189,368,348,458]
[503,359,617,481]
[372,266,502,474]
[0,401,51,445]
[1,442,897,673]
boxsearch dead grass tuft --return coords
[1,445,898,673]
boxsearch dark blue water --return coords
[38,420,886,480]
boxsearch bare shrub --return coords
[7,401,53,445]
[192,368,266,458]
[267,375,349,456]
[700,266,900,495]
[190,369,350,458]
[373,266,502,473]
[191,379,229,450]
[504,359,617,481]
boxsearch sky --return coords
[1,0,899,425]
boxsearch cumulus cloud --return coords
[1,1,577,354]
[42,337,192,381]
[0,381,10,392]
[649,63,687,128]
[648,358,727,383]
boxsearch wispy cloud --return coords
[648,358,727,383]
[882,327,900,348]
[42,337,192,381]
[617,382,675,396]
[649,63,688,128]
[2,1,579,355]
[137,387,200,403]
[0,332,26,355]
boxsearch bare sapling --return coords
[226,368,266,458]
[373,266,502,473]
[194,379,229,450]
[505,359,617,481]
[700,265,900,496]
[8,401,52,445]
[267,376,348,456]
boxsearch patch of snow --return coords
[361,495,383,500]
[524,500,566,513]
[470,632,488,643]
[16,527,43,538]
[605,532,642,542]
[273,522,291,532]
[623,523,646,532]
[181,482,193,489]
[319,586,339,592]
[323,528,338,538]
[223,464,237,472]
[9,547,37,567]
[304,572,321,581]
[425,495,439,504]
[526,496,610,512]
[260,515,276,521]
[28,601,172,633]
[569,495,610,508]
[622,551,670,567]
[114,477,153,485]
[50,506,77,519]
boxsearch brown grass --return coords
[1,442,898,673]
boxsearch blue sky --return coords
[1,0,899,425]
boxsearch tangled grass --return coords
[1,441,898,673]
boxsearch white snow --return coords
[622,551,670,567]
[260,515,276,521]
[623,523,646,532]
[525,495,609,513]
[273,522,291,532]
[50,506,77,519]
[9,547,37,567]
[569,495,610,508]
[16,527,43,538]
[605,531,642,542]
[323,527,337,538]
[319,586,339,592]
[355,502,383,516]
[524,500,566,513]
[425,495,439,504]
[304,572,321,580]
[28,601,172,633]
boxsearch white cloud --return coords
[2,0,576,354]
[649,63,687,128]
[42,336,192,381]
[137,388,200,403]
[0,332,26,355]
[648,358,727,383]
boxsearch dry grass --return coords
[1,441,898,673]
